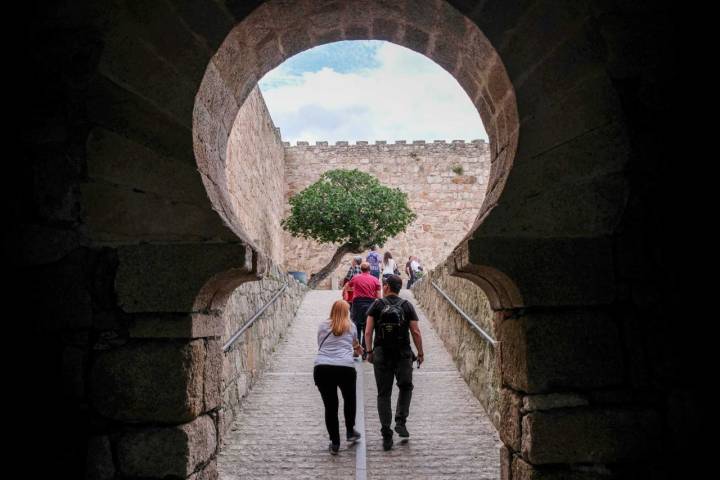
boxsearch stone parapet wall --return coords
[219,265,306,445]
[412,267,500,428]
[283,140,490,288]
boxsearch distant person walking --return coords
[405,256,416,289]
[342,255,363,303]
[411,256,424,283]
[364,275,424,451]
[382,251,398,282]
[366,245,382,279]
[314,300,363,455]
[343,255,363,286]
[347,262,381,356]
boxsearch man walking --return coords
[347,262,381,355]
[364,275,424,451]
[366,245,382,279]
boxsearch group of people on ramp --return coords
[312,247,426,455]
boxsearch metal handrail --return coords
[222,282,289,352]
[431,281,497,348]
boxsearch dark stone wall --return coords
[8,1,694,479]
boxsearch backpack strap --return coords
[318,331,333,352]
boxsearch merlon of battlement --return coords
[284,139,487,148]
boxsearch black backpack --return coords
[376,297,409,347]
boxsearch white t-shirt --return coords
[410,260,420,272]
[382,258,397,275]
[314,321,356,367]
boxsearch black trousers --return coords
[372,346,414,437]
[351,297,374,351]
[313,364,357,445]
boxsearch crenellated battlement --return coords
[282,139,487,148]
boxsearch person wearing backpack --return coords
[366,245,382,279]
[364,274,424,451]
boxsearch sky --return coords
[258,40,487,144]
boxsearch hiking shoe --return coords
[347,429,362,443]
[394,424,409,438]
[329,442,340,455]
[382,435,393,451]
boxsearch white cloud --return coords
[259,42,487,143]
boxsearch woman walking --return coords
[314,300,363,455]
[382,251,398,282]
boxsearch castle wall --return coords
[282,140,491,288]
[226,87,286,264]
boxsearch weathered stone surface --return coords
[80,181,233,244]
[87,74,193,163]
[188,458,218,480]
[466,236,616,307]
[85,436,115,480]
[129,313,223,339]
[499,310,624,393]
[98,20,198,126]
[115,242,252,313]
[512,456,610,480]
[500,444,513,480]
[117,415,217,478]
[203,338,222,412]
[86,127,209,204]
[226,87,286,264]
[522,408,661,464]
[284,140,491,288]
[499,388,523,451]
[412,266,501,428]
[220,267,306,438]
[90,340,205,423]
[522,393,589,412]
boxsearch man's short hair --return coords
[354,255,363,264]
[360,262,370,272]
[383,274,402,293]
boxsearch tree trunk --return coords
[307,243,359,289]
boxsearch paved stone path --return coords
[218,290,501,479]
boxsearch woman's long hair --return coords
[329,300,352,336]
[384,251,393,263]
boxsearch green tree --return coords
[282,169,416,289]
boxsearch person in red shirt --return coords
[347,262,380,357]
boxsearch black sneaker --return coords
[329,442,339,455]
[382,435,393,451]
[394,424,409,438]
[347,429,362,443]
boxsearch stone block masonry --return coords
[226,86,286,264]
[283,140,490,288]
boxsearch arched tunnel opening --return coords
[14,1,694,479]
[211,35,507,477]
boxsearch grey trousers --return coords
[372,346,414,437]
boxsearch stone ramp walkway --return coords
[218,290,500,479]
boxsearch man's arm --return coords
[365,316,375,361]
[409,320,424,365]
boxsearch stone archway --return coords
[191,1,646,479]
[192,0,519,255]
[18,0,683,478]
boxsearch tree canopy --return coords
[282,169,416,287]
